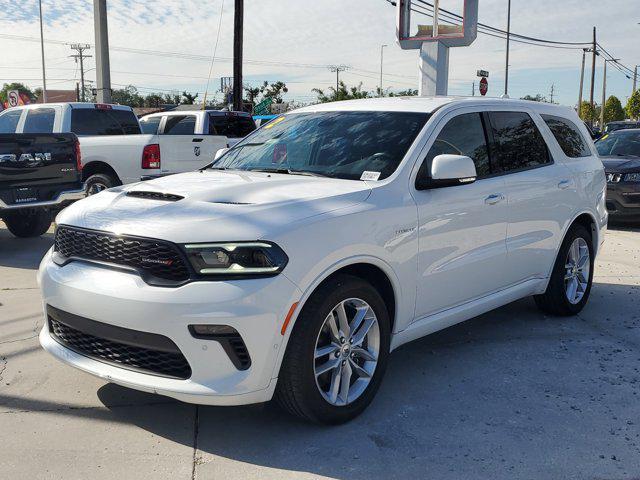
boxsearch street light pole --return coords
[38,0,47,103]
[504,0,511,96]
[600,58,619,128]
[379,44,387,97]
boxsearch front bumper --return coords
[606,182,640,219]
[38,248,302,405]
[0,187,85,211]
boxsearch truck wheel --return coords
[3,210,52,238]
[85,173,118,196]
[534,224,594,316]
[275,274,391,424]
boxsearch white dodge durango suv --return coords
[38,97,607,424]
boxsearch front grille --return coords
[48,306,191,379]
[54,226,190,284]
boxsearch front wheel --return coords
[275,274,391,424]
[534,224,594,316]
[3,210,52,237]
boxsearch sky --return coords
[0,0,638,108]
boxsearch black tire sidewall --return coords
[85,173,116,195]
[3,210,51,237]
[550,224,595,314]
[287,275,391,424]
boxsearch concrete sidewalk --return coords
[1,222,639,479]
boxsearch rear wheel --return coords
[3,210,52,237]
[275,274,390,424]
[534,224,594,316]
[85,173,118,196]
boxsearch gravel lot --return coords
[1,221,639,480]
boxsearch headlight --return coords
[184,242,288,276]
[623,173,640,182]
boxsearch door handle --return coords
[484,193,505,205]
[192,138,204,143]
[558,179,571,189]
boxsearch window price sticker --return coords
[360,171,381,181]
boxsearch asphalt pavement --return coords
[1,221,639,480]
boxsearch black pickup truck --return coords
[0,133,85,237]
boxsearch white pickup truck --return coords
[0,103,256,194]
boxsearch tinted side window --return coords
[209,114,256,138]
[23,108,56,133]
[0,110,22,133]
[164,115,196,135]
[70,108,140,135]
[541,114,590,158]
[489,112,550,171]
[422,113,492,177]
[140,116,161,134]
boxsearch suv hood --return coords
[57,170,372,242]
[601,156,640,173]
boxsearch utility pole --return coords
[38,0,47,102]
[549,83,555,104]
[233,0,244,112]
[472,81,475,96]
[504,0,511,96]
[329,65,349,98]
[600,58,620,127]
[93,0,112,103]
[70,44,92,102]
[589,27,597,125]
[379,44,387,97]
[633,65,638,96]
[578,48,587,113]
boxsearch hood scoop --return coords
[126,190,184,202]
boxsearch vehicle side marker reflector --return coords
[281,302,299,336]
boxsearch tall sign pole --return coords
[38,0,47,103]
[504,0,511,96]
[94,0,112,104]
[577,48,587,113]
[397,0,478,96]
[232,0,244,112]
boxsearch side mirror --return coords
[214,147,229,161]
[416,154,477,190]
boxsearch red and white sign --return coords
[7,90,20,107]
[479,77,488,96]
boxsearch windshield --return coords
[596,131,640,157]
[210,111,429,180]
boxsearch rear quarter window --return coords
[0,109,22,133]
[209,114,256,138]
[23,108,56,133]
[542,114,591,158]
[70,108,141,136]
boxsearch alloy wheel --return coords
[564,237,590,304]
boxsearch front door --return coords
[412,110,509,319]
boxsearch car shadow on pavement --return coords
[83,282,640,479]
[0,224,54,270]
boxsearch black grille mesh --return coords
[54,226,190,283]
[49,317,192,379]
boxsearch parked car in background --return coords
[39,97,606,424]
[603,120,640,135]
[596,128,640,221]
[0,133,84,237]
[0,104,256,195]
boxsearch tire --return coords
[3,210,52,238]
[275,274,391,424]
[85,173,118,196]
[534,224,594,316]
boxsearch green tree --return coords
[579,101,598,123]
[244,86,260,105]
[143,93,164,108]
[521,94,547,102]
[111,85,145,107]
[181,91,198,105]
[603,95,625,123]
[626,89,640,120]
[312,81,371,103]
[0,82,37,103]
[260,81,288,103]
[389,88,418,97]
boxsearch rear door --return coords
[487,110,576,285]
[208,112,256,146]
[158,114,215,173]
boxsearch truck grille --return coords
[47,306,192,379]
[54,226,190,284]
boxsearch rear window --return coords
[140,116,161,134]
[0,109,22,133]
[209,114,256,138]
[488,111,551,172]
[70,107,141,136]
[163,115,196,135]
[23,108,56,133]
[542,114,590,158]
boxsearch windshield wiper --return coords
[250,167,291,174]
[249,168,332,178]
